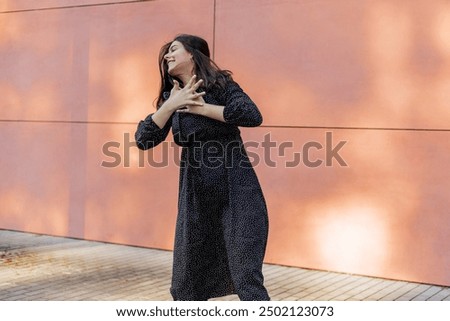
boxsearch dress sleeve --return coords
[222,81,263,127]
[135,113,171,150]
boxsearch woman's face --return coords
[164,41,194,78]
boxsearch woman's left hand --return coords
[176,77,226,122]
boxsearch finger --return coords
[193,91,206,98]
[186,75,197,88]
[192,79,204,91]
[172,79,180,91]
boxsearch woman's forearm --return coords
[199,103,225,122]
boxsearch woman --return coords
[135,34,270,301]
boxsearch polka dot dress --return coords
[136,80,270,301]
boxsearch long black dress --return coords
[135,80,270,301]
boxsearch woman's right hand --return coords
[163,75,205,113]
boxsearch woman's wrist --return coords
[152,102,176,129]
[160,99,178,114]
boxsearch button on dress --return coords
[135,80,270,300]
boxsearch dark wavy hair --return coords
[156,34,232,108]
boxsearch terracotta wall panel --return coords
[0,0,214,122]
[0,122,86,236]
[215,0,450,130]
[1,9,82,121]
[84,124,179,249]
[239,127,450,286]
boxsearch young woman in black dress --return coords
[135,34,270,301]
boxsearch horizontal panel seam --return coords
[0,0,155,14]
[1,119,449,132]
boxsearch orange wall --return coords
[1,0,449,286]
